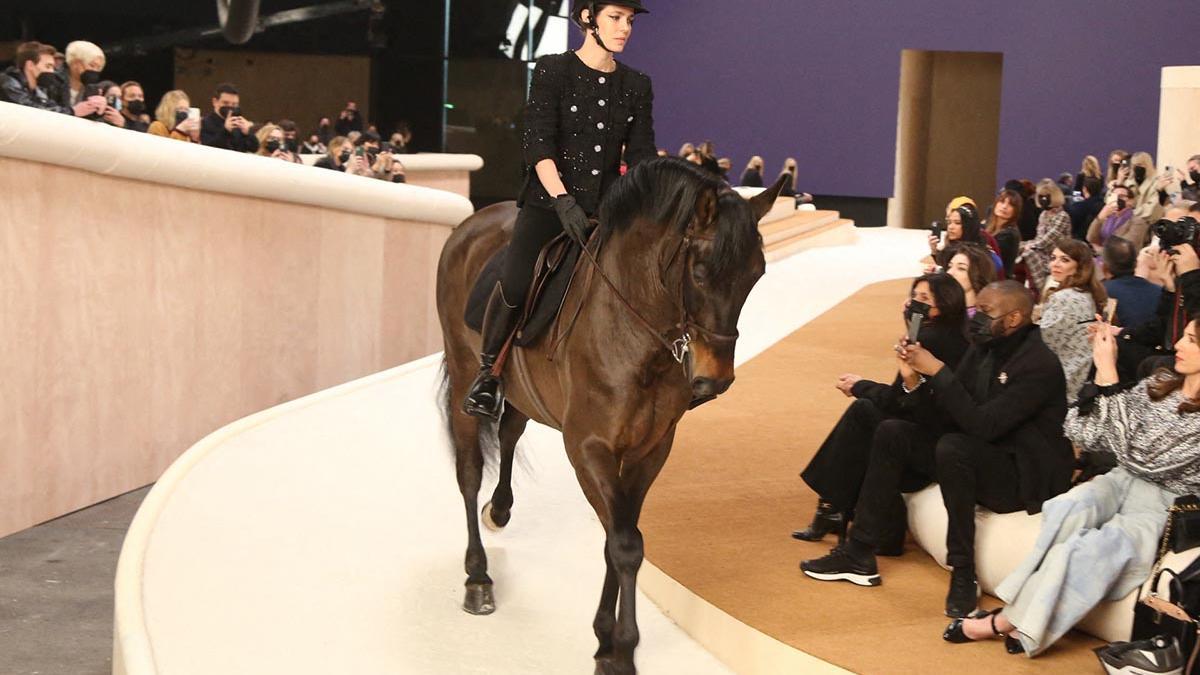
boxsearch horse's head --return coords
[679,173,787,401]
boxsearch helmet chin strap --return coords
[586,3,615,53]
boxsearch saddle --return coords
[464,231,601,349]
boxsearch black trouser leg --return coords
[847,419,937,550]
[497,204,563,310]
[801,398,885,513]
[934,433,1024,570]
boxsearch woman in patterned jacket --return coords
[944,314,1200,656]
[463,0,657,418]
[1037,239,1107,402]
[1020,179,1072,293]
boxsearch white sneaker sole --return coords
[802,569,881,587]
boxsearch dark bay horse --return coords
[436,158,785,674]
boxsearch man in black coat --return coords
[200,82,258,153]
[801,281,1073,619]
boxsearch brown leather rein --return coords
[574,221,739,366]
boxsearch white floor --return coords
[115,228,928,675]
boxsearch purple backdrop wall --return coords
[597,1,1200,198]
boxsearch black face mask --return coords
[264,139,282,153]
[904,300,932,323]
[36,72,59,90]
[79,69,101,86]
[126,99,145,116]
[285,138,298,152]
[219,105,237,118]
[1117,198,1128,210]
[174,110,188,125]
[1037,195,1051,209]
[967,311,1003,345]
[1190,170,1200,185]
[338,150,351,163]
[1134,167,1147,183]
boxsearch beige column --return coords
[1157,66,1200,173]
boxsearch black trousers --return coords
[802,398,933,514]
[498,205,563,308]
[933,433,1024,569]
[843,416,939,552]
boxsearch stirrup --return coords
[463,368,504,419]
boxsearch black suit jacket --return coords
[519,51,656,216]
[852,320,969,417]
[200,112,259,153]
[914,326,1073,514]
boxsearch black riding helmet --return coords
[570,0,649,29]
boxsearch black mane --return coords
[598,157,761,278]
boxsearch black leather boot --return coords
[945,566,980,618]
[791,499,848,544]
[462,283,521,419]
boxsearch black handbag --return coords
[1132,568,1200,674]
[1169,496,1200,554]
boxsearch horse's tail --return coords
[437,354,502,473]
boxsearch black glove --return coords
[552,194,591,245]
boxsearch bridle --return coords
[577,219,740,367]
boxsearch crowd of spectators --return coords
[1,39,413,185]
[794,143,1200,659]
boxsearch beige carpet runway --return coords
[640,279,1101,674]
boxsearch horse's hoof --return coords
[594,656,635,675]
[481,500,510,531]
[463,583,496,615]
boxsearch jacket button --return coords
[592,169,600,175]
[597,122,604,129]
[570,105,578,113]
[598,99,606,106]
[627,116,634,122]
[598,76,606,84]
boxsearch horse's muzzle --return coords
[691,376,733,399]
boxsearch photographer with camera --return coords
[1156,155,1200,206]
[255,124,302,163]
[88,80,127,128]
[1105,150,1134,193]
[119,81,150,132]
[147,90,200,143]
[0,41,74,115]
[1088,183,1149,251]
[343,131,380,178]
[334,101,364,137]
[200,83,258,153]
[313,136,350,171]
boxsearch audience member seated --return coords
[1103,236,1162,332]
[64,40,105,107]
[1072,154,1102,194]
[1038,239,1107,402]
[1055,172,1074,196]
[1178,155,1200,203]
[1088,183,1149,250]
[313,136,351,171]
[119,80,150,132]
[92,80,128,128]
[794,274,969,548]
[200,82,258,153]
[716,157,732,183]
[316,117,334,145]
[802,281,1072,619]
[0,41,76,115]
[301,133,326,155]
[277,118,300,153]
[739,156,764,188]
[677,142,695,159]
[944,244,997,317]
[147,90,200,143]
[1106,149,1133,193]
[776,157,814,204]
[1067,176,1104,241]
[1019,179,1071,293]
[1006,180,1039,241]
[984,190,1023,277]
[1130,151,1165,224]
[944,318,1200,656]
[388,122,414,154]
[334,101,364,136]
[931,204,1003,278]
[255,123,301,163]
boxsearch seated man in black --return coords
[801,281,1074,619]
[794,273,969,548]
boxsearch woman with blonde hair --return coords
[1105,149,1133,191]
[777,157,798,197]
[1073,155,1102,193]
[255,123,301,163]
[1038,239,1108,401]
[1129,151,1163,223]
[147,90,199,143]
[740,155,764,188]
[1020,179,1071,292]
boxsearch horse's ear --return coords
[747,173,789,221]
[695,188,718,229]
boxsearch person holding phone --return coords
[147,89,200,143]
[794,274,968,552]
[200,82,258,153]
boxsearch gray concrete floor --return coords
[0,487,150,675]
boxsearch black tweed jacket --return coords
[519,51,656,216]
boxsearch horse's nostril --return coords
[691,378,715,396]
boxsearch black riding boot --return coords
[462,282,521,419]
[791,499,848,544]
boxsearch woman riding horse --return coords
[463,0,657,419]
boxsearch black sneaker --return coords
[800,545,881,587]
[945,567,980,618]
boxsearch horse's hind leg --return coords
[482,407,528,531]
[449,393,495,615]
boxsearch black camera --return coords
[1153,216,1200,253]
